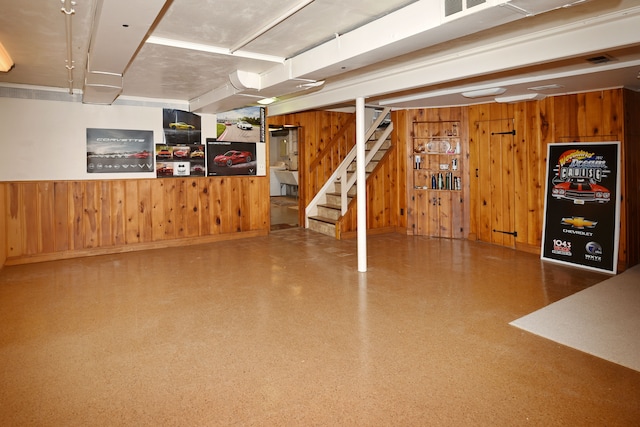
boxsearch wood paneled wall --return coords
[399,107,469,238]
[2,176,269,265]
[267,110,407,236]
[338,135,403,236]
[467,88,633,269]
[268,111,354,224]
[0,183,6,267]
[3,89,635,269]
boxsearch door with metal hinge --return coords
[470,118,516,248]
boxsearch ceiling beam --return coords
[267,4,640,115]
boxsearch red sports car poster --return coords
[206,140,257,176]
[541,142,621,274]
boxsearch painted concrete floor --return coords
[1,229,638,425]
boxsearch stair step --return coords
[347,161,379,173]
[308,216,337,237]
[309,215,337,224]
[326,192,351,205]
[366,139,391,150]
[317,203,341,220]
[332,184,358,197]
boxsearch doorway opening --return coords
[269,126,299,230]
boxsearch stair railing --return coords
[339,121,393,214]
[305,108,392,226]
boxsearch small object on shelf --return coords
[452,158,458,170]
[455,141,461,154]
[431,174,437,189]
[415,155,421,169]
[427,139,451,154]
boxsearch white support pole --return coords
[356,97,367,272]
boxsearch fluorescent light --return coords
[257,97,277,105]
[495,93,547,103]
[0,41,14,72]
[146,36,284,63]
[528,84,564,91]
[461,87,506,98]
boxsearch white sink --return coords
[274,170,298,186]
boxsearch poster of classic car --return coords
[541,142,620,274]
[87,128,154,173]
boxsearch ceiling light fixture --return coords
[495,93,547,103]
[146,36,284,63]
[461,87,507,98]
[0,41,14,72]
[296,79,325,89]
[528,84,564,91]
[257,97,277,105]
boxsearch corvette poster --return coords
[541,142,621,274]
[87,128,154,173]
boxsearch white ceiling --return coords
[0,0,639,115]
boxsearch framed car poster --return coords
[86,128,154,173]
[155,144,206,178]
[541,142,621,274]
[207,140,257,176]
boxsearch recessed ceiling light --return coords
[461,87,507,98]
[257,97,277,105]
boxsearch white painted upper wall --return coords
[0,97,217,181]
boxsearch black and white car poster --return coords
[541,142,621,274]
[87,128,154,173]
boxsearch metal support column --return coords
[356,97,367,272]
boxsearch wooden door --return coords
[471,119,516,247]
[413,190,455,238]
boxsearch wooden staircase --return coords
[306,109,393,238]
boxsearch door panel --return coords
[472,119,516,248]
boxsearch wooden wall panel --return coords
[393,110,408,230]
[53,182,70,252]
[124,180,141,244]
[6,183,23,257]
[24,183,39,255]
[465,88,633,268]
[2,176,269,265]
[83,181,99,249]
[138,180,153,244]
[0,184,5,266]
[71,182,84,251]
[110,181,125,246]
[39,182,56,254]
